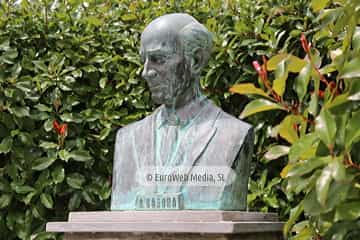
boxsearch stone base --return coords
[64,232,282,240]
[47,211,283,240]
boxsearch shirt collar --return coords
[157,96,208,128]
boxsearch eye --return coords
[150,55,166,65]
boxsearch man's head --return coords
[140,13,213,107]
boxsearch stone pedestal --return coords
[46,211,283,240]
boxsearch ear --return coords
[190,48,203,76]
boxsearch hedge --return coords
[0,0,359,239]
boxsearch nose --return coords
[142,60,157,80]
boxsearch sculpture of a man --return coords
[111,13,254,210]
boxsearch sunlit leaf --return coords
[240,99,285,118]
[32,157,57,171]
[264,145,289,161]
[0,137,12,154]
[339,57,360,78]
[66,173,85,189]
[335,201,360,221]
[229,83,270,98]
[40,193,53,209]
[273,59,288,97]
[289,134,319,162]
[284,156,331,178]
[311,0,330,11]
[316,165,332,206]
[278,115,303,144]
[315,109,336,146]
[294,62,312,102]
[345,110,360,149]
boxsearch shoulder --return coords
[208,102,253,135]
[115,107,159,140]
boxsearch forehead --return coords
[140,27,179,54]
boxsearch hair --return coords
[178,21,213,73]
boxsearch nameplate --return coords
[135,192,184,210]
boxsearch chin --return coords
[151,94,173,105]
[151,96,165,104]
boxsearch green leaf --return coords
[3,49,18,59]
[40,193,53,209]
[11,184,35,194]
[59,149,71,162]
[308,93,319,116]
[22,192,36,205]
[32,60,48,72]
[325,93,349,110]
[43,119,53,132]
[267,53,287,70]
[288,56,307,73]
[264,145,289,161]
[86,16,103,26]
[345,110,360,149]
[66,173,86,189]
[34,104,52,112]
[294,62,312,102]
[0,39,10,51]
[0,136,12,154]
[348,91,360,101]
[121,14,137,21]
[335,201,360,221]
[267,54,306,72]
[311,0,330,11]
[289,133,319,162]
[99,77,107,89]
[339,57,360,78]
[329,157,346,182]
[39,141,58,149]
[32,232,57,240]
[303,189,324,216]
[0,194,12,209]
[284,201,304,237]
[69,150,92,162]
[278,115,302,144]
[32,157,57,171]
[284,156,332,178]
[229,83,270,98]
[98,128,111,141]
[316,165,332,206]
[68,192,82,210]
[240,99,285,118]
[315,109,336,146]
[327,181,350,210]
[51,166,65,184]
[273,59,288,97]
[9,106,30,117]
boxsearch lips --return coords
[148,84,163,92]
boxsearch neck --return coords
[162,86,205,126]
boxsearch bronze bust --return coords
[111,13,253,210]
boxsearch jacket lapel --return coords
[176,102,220,169]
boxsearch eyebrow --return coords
[145,46,176,55]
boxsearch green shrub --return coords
[2,0,353,239]
[231,0,360,239]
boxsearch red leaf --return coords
[262,56,268,71]
[252,61,262,74]
[53,120,61,134]
[59,124,68,137]
[300,33,310,53]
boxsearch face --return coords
[140,30,190,106]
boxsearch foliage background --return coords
[0,0,358,239]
